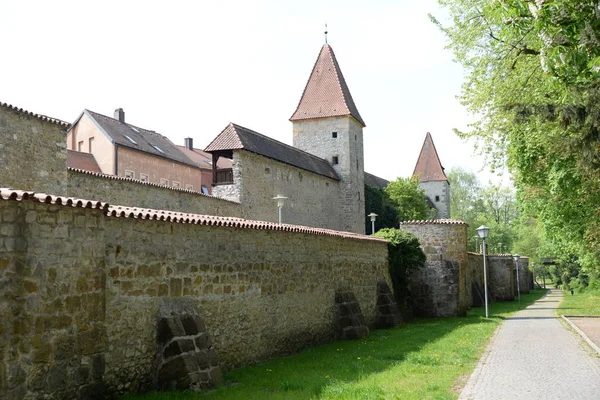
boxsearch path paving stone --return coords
[460,289,600,400]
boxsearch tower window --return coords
[435,195,440,202]
[332,156,339,165]
[332,132,338,138]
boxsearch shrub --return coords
[374,228,426,314]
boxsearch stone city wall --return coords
[214,150,343,229]
[0,104,68,194]
[0,193,389,399]
[67,169,243,218]
[466,252,486,308]
[515,257,531,295]
[487,255,515,301]
[398,221,468,317]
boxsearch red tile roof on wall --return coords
[0,188,108,210]
[413,132,447,182]
[0,101,70,127]
[67,168,239,203]
[290,45,365,127]
[204,123,339,180]
[0,187,386,243]
[67,150,102,173]
[399,219,467,225]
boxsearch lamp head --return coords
[476,225,490,239]
[368,212,378,222]
[513,253,520,262]
[273,194,287,208]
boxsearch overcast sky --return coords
[1,0,507,183]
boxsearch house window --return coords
[125,170,135,179]
[332,132,338,138]
[78,141,84,151]
[435,195,440,202]
[201,185,209,195]
[332,156,339,165]
[185,184,194,191]
[160,178,169,186]
[88,137,94,153]
[172,181,181,189]
[140,173,149,182]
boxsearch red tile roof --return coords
[290,45,365,127]
[399,219,467,225]
[0,188,108,210]
[0,187,387,243]
[67,168,239,203]
[0,101,70,127]
[67,150,102,173]
[413,132,447,182]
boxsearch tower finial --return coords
[324,23,328,44]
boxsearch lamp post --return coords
[513,253,521,302]
[367,213,378,235]
[476,225,491,318]
[272,195,287,224]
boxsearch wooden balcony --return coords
[213,168,233,185]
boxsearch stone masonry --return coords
[153,298,222,391]
[0,191,389,399]
[375,281,402,329]
[334,283,370,340]
[399,220,468,317]
[487,255,515,301]
[0,104,68,194]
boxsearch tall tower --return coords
[290,44,365,234]
[413,132,450,219]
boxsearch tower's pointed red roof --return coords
[290,44,365,127]
[413,132,447,182]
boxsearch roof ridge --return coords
[86,109,153,133]
[231,122,334,165]
[1,101,70,127]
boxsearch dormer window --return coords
[130,126,140,133]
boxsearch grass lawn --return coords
[124,290,546,400]
[558,290,600,316]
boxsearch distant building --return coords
[176,137,232,195]
[66,108,202,191]
[66,149,102,173]
[413,132,450,218]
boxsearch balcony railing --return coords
[214,168,233,185]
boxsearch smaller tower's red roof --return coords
[413,132,447,182]
[290,44,365,127]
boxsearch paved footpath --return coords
[460,289,600,400]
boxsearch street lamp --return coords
[367,213,378,235]
[513,254,521,302]
[476,225,491,318]
[273,195,287,224]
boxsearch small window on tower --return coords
[435,195,440,202]
[332,156,339,165]
[332,132,338,138]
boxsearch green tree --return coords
[384,177,433,222]
[364,184,398,233]
[432,0,600,284]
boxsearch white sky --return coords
[0,0,506,183]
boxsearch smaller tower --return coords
[413,132,450,219]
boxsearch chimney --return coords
[114,108,125,123]
[184,137,194,150]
